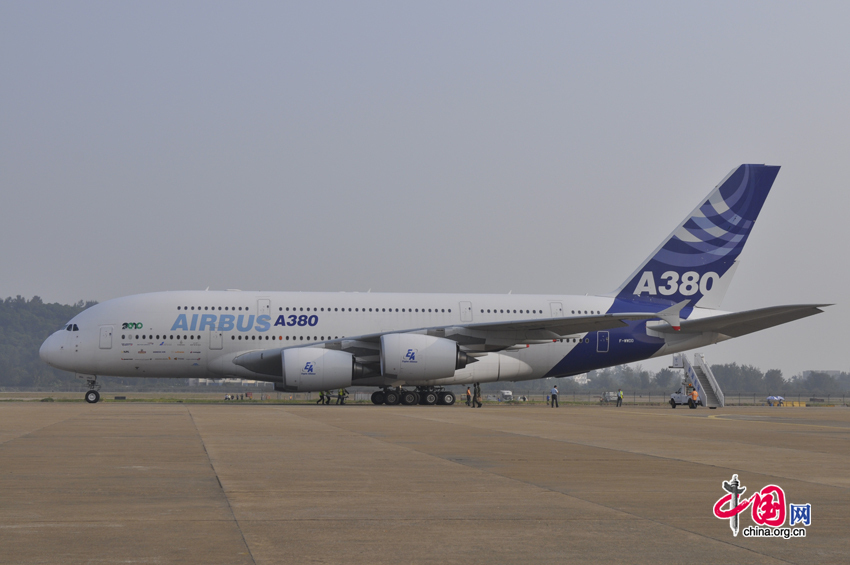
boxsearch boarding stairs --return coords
[672,353,725,408]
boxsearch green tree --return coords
[0,296,96,389]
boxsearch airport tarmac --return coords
[0,402,847,564]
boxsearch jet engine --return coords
[380,334,471,381]
[280,348,364,392]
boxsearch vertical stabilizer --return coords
[611,164,780,307]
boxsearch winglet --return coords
[657,300,689,331]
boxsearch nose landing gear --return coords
[80,375,101,404]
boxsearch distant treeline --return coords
[0,295,97,389]
[485,363,850,395]
[2,295,848,394]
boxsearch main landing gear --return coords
[371,386,456,406]
[82,375,101,404]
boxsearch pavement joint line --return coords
[287,409,794,564]
[393,410,849,490]
[186,406,257,565]
[0,408,85,447]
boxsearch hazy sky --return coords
[2,2,848,377]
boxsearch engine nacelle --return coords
[281,348,358,392]
[380,334,470,381]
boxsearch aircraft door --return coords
[210,331,223,350]
[549,302,564,317]
[99,326,113,349]
[460,301,473,322]
[257,299,271,317]
[597,331,609,353]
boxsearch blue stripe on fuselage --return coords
[543,297,685,378]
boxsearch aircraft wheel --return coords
[422,392,438,405]
[384,391,401,405]
[371,391,385,405]
[400,391,418,405]
[438,391,456,405]
[85,390,100,404]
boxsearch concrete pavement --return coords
[0,402,847,564]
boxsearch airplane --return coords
[40,164,828,405]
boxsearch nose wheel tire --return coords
[85,390,100,404]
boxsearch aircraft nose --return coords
[39,333,57,366]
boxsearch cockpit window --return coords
[65,325,72,331]
[72,324,79,331]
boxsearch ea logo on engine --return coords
[302,362,315,375]
[403,349,417,363]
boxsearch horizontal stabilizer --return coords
[664,304,829,337]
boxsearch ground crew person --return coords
[689,388,699,408]
[324,391,331,405]
[473,383,482,408]
[551,385,559,408]
[616,388,624,407]
[466,386,472,406]
[316,391,324,405]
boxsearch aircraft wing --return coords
[242,309,675,359]
[232,310,676,376]
[653,304,830,337]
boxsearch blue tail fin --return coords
[612,164,780,308]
